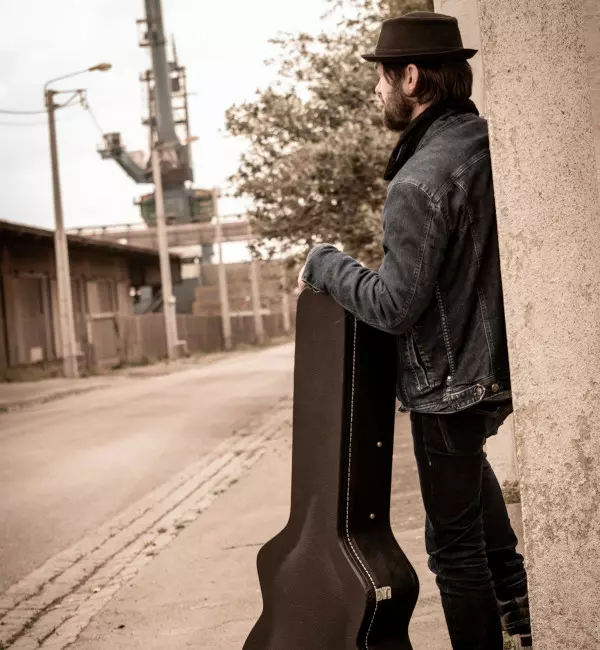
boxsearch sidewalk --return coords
[0,376,118,412]
[0,351,236,412]
[69,413,451,650]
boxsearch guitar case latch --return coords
[375,586,393,602]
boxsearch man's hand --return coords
[297,264,307,293]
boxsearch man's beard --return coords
[382,88,415,132]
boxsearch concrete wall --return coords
[477,0,600,647]
[585,0,600,189]
[434,0,486,111]
[434,0,519,488]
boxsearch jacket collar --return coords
[383,99,479,181]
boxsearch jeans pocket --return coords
[469,401,513,436]
[436,412,487,455]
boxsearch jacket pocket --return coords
[407,330,430,391]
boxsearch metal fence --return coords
[91,312,294,369]
[2,309,295,378]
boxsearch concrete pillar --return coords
[584,0,600,190]
[435,0,520,490]
[477,1,600,647]
[434,0,486,111]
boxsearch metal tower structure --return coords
[99,0,214,258]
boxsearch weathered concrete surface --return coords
[434,0,520,491]
[477,1,600,647]
[434,0,486,111]
[0,344,294,593]
[585,0,600,190]
[68,413,451,650]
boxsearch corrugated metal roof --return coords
[0,219,181,261]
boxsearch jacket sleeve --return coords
[302,180,448,335]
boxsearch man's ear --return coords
[405,64,419,94]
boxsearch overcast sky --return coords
[0,0,331,230]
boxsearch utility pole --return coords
[151,144,179,360]
[44,64,111,378]
[46,89,79,378]
[248,225,266,346]
[213,189,233,350]
[281,268,292,335]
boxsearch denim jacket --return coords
[302,108,511,414]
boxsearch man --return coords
[298,11,531,650]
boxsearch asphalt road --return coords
[0,344,294,593]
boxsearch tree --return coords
[226,0,434,266]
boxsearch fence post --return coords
[248,225,266,346]
[281,268,292,335]
[85,315,97,373]
[135,315,143,362]
[214,189,233,350]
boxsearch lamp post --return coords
[45,64,111,378]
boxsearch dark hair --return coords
[382,60,473,104]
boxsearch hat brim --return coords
[362,48,478,63]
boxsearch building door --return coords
[13,276,54,365]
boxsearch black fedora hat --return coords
[362,11,477,64]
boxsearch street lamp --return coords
[45,64,111,379]
[89,64,112,73]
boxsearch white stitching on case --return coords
[345,318,379,649]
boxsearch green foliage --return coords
[226,0,434,265]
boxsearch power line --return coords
[0,93,81,116]
[0,107,47,115]
[81,97,105,136]
[0,93,108,136]
[56,92,81,109]
[0,97,82,128]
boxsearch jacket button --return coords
[476,385,484,397]
[491,383,500,393]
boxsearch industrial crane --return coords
[99,0,214,259]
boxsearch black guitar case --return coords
[243,291,419,650]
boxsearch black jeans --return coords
[410,402,528,650]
